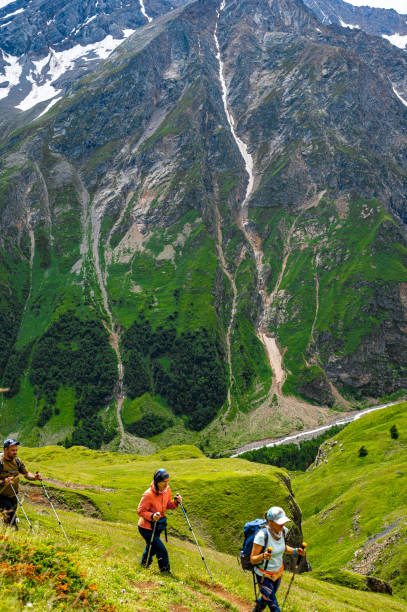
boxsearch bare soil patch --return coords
[43,477,116,492]
[197,580,250,611]
[20,483,101,518]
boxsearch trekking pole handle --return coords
[264,547,273,572]
[296,541,307,567]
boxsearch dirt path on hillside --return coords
[41,477,116,492]
[197,580,251,611]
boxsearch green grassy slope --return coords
[2,444,406,611]
[17,444,298,554]
[293,402,407,598]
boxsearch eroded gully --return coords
[90,195,126,448]
[214,2,285,398]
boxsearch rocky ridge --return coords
[303,0,407,43]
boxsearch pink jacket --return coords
[137,482,179,530]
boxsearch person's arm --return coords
[285,544,306,556]
[167,492,182,510]
[137,492,159,522]
[250,543,272,566]
[24,471,41,481]
[20,462,41,481]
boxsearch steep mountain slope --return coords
[303,0,407,44]
[293,402,407,599]
[1,0,407,453]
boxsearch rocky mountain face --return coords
[0,0,187,119]
[1,0,407,454]
[303,0,407,43]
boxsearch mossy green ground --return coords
[2,444,406,611]
[293,402,407,598]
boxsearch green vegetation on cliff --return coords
[293,402,407,599]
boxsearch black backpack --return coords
[239,519,268,570]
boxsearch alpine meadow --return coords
[0,0,407,609]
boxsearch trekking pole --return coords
[179,502,213,583]
[9,482,33,532]
[252,568,259,603]
[281,542,307,610]
[264,546,273,572]
[145,520,158,568]
[38,477,70,544]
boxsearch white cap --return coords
[266,506,291,525]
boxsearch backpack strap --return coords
[261,527,268,552]
[0,454,24,474]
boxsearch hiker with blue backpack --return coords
[240,506,305,611]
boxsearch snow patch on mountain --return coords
[139,0,152,23]
[393,86,407,107]
[0,51,22,100]
[14,29,135,111]
[0,7,23,19]
[339,18,360,29]
[0,0,17,8]
[37,95,62,118]
[383,33,407,48]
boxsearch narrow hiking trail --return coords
[214,3,286,395]
[231,399,403,456]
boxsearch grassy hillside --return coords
[17,445,301,555]
[293,402,407,598]
[1,444,406,611]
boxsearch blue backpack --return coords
[239,519,268,571]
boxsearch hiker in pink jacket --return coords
[137,469,182,573]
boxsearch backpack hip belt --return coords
[259,563,284,581]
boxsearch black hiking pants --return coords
[0,494,17,526]
[138,525,170,571]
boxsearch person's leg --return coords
[8,498,18,529]
[0,495,17,528]
[153,532,170,572]
[256,575,281,612]
[138,526,155,567]
[252,576,268,611]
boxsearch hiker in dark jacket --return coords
[0,438,42,528]
[137,469,182,573]
[250,506,305,611]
